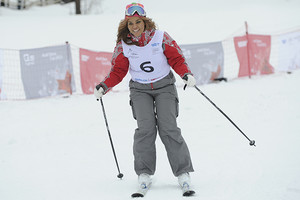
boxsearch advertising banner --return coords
[278,31,300,72]
[180,42,224,85]
[19,45,75,99]
[234,34,274,77]
[79,48,113,94]
[0,49,3,99]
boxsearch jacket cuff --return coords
[99,82,109,94]
[182,73,193,79]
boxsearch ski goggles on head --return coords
[125,3,146,17]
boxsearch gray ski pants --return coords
[129,72,194,177]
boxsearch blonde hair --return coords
[116,17,157,45]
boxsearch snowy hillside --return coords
[1,0,300,200]
[1,69,300,200]
[1,0,300,50]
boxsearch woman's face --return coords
[127,17,145,37]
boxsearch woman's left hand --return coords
[183,74,196,87]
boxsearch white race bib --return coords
[122,30,171,83]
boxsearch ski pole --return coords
[192,85,256,147]
[98,98,124,179]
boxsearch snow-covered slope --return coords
[0,1,300,199]
[1,69,300,200]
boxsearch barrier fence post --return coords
[245,21,252,78]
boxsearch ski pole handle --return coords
[182,75,188,90]
[95,84,104,101]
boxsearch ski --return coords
[131,183,195,197]
[131,183,150,198]
[183,190,196,197]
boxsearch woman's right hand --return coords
[94,85,104,99]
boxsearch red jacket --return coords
[100,29,191,92]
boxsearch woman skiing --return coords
[94,2,196,197]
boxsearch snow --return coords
[1,0,300,200]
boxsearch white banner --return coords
[0,49,4,100]
[278,31,300,72]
